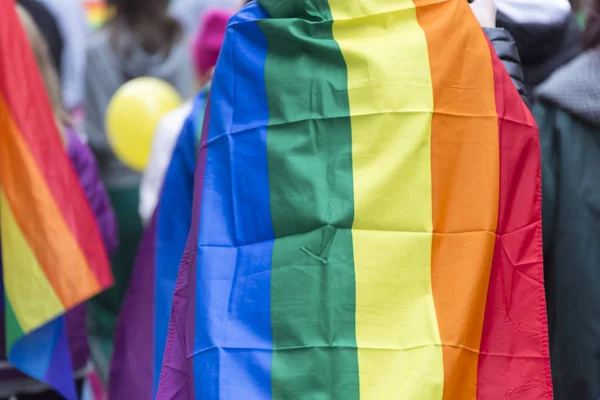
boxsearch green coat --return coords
[534,49,600,400]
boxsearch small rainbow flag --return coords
[0,3,113,399]
[82,0,111,30]
[157,0,553,398]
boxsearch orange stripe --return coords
[414,1,499,397]
[0,3,112,289]
[0,95,101,308]
[1,191,65,333]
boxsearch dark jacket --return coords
[534,50,600,400]
[497,10,582,94]
[484,27,529,107]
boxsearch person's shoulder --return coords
[534,97,599,139]
[535,51,600,128]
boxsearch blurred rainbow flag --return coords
[0,3,113,399]
[82,0,111,30]
[157,0,553,399]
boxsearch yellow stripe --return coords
[328,1,443,398]
[1,191,64,333]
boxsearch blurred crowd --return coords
[0,0,599,399]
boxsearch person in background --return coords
[533,1,600,398]
[496,0,582,94]
[0,5,117,400]
[15,0,63,76]
[84,0,193,385]
[139,9,231,225]
[108,8,233,398]
[37,0,89,113]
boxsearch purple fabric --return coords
[65,304,88,371]
[109,213,157,400]
[156,98,211,400]
[155,216,198,400]
[66,129,118,256]
[64,129,118,372]
[0,129,117,383]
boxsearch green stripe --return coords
[259,1,359,398]
[5,295,24,350]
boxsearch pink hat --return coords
[192,9,232,77]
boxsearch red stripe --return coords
[1,97,101,309]
[0,1,112,289]
[476,39,553,399]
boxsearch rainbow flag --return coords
[82,0,111,30]
[0,3,113,399]
[157,0,553,398]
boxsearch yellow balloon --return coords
[106,77,182,172]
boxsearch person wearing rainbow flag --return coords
[155,0,550,399]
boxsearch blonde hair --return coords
[16,4,70,139]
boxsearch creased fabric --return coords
[157,1,552,398]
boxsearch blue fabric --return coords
[192,3,274,399]
[153,91,208,396]
[10,317,76,400]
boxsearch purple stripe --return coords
[156,96,211,400]
[109,214,157,400]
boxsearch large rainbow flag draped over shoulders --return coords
[157,0,553,398]
[0,2,112,398]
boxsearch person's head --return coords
[583,0,600,49]
[110,0,181,56]
[15,4,68,138]
[16,0,63,77]
[192,9,232,88]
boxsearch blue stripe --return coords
[193,3,273,399]
[10,317,76,400]
[153,94,207,395]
